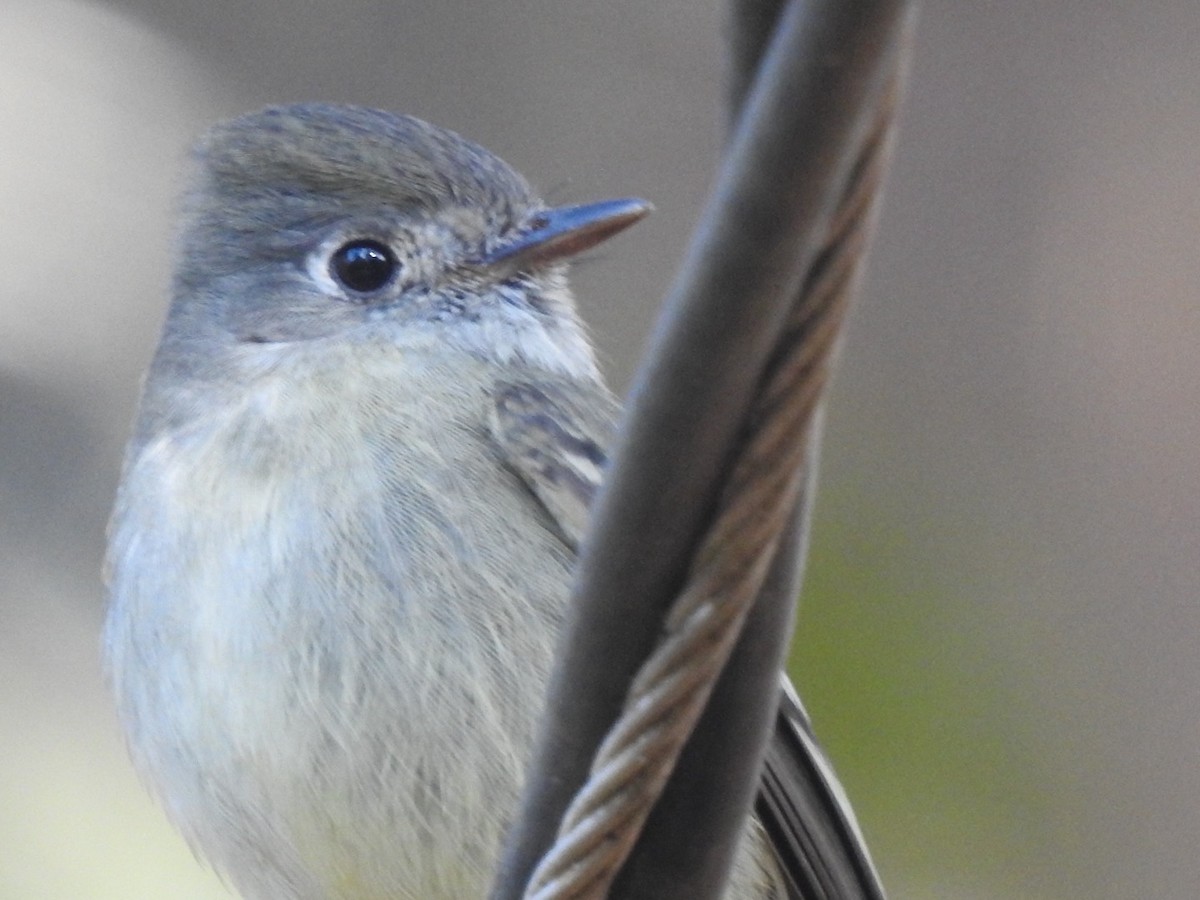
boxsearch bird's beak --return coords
[476,197,652,270]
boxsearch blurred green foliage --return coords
[791,489,1061,898]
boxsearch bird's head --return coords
[161,103,649,382]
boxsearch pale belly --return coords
[104,354,781,898]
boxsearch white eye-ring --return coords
[307,234,403,299]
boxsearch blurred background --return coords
[1,1,1197,897]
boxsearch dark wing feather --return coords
[489,378,619,550]
[490,377,883,899]
[757,680,886,899]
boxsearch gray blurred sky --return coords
[2,1,1198,897]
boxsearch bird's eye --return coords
[329,240,399,294]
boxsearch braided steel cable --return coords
[523,62,902,900]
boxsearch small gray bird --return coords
[104,104,881,899]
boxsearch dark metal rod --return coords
[491,2,912,897]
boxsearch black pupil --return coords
[331,240,397,293]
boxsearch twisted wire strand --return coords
[525,71,901,900]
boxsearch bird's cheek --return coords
[229,295,365,345]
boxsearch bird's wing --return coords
[489,378,620,551]
[490,378,883,899]
[757,679,886,899]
